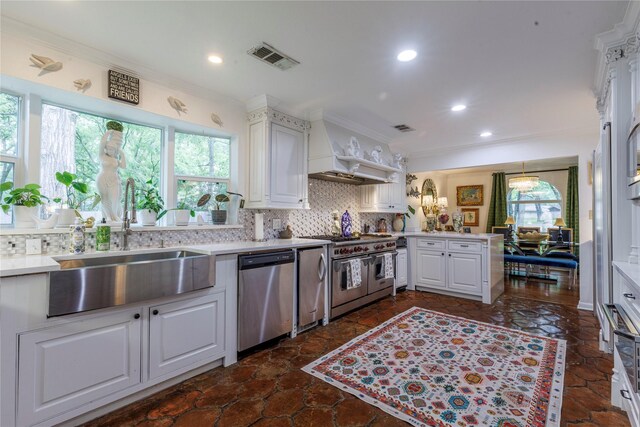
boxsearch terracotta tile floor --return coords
[84,274,630,427]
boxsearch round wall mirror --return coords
[421,179,438,216]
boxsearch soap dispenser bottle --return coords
[69,217,86,254]
[96,218,111,251]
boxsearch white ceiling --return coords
[0,1,629,155]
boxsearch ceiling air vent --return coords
[393,124,415,133]
[248,42,300,71]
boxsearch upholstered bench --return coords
[504,254,578,288]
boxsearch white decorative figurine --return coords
[345,136,362,158]
[392,153,403,169]
[96,121,126,222]
[369,145,383,164]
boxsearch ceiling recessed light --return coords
[397,50,417,62]
[208,55,223,64]
[480,131,493,137]
[451,104,466,112]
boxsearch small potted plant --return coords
[210,193,230,225]
[1,182,50,228]
[53,171,98,226]
[137,179,166,226]
[172,202,195,226]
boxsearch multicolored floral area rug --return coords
[303,307,566,427]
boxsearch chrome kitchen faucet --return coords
[122,178,137,250]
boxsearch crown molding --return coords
[405,127,595,160]
[308,109,393,145]
[0,16,245,109]
[593,2,640,108]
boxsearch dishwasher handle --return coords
[318,253,327,280]
[239,250,295,270]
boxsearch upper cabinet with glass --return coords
[245,107,309,210]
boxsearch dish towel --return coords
[346,259,362,289]
[384,253,394,279]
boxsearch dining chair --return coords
[548,227,573,243]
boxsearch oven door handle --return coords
[603,303,640,340]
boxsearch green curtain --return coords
[486,172,507,233]
[566,166,579,242]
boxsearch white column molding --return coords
[23,93,42,186]
[630,56,640,264]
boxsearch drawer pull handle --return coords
[460,244,469,248]
[427,242,434,245]
[621,389,633,400]
[624,293,636,300]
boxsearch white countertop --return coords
[0,238,330,278]
[614,261,640,290]
[389,231,502,240]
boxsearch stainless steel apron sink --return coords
[48,251,215,317]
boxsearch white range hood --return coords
[308,119,402,185]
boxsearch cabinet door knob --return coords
[624,293,636,300]
[441,252,444,256]
[448,254,452,257]
[298,199,303,203]
[134,313,141,319]
[153,309,159,315]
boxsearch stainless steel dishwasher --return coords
[238,250,295,351]
[298,247,327,328]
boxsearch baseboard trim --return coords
[577,301,593,311]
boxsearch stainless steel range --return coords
[301,234,397,318]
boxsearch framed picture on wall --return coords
[456,185,484,206]
[461,208,480,226]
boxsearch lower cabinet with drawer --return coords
[409,235,504,303]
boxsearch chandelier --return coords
[509,162,539,192]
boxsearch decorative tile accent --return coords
[0,179,395,256]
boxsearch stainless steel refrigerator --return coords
[593,121,613,351]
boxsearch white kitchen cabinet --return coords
[396,248,408,287]
[447,252,482,295]
[149,292,225,379]
[359,181,405,213]
[416,249,447,289]
[246,107,310,209]
[409,234,504,303]
[17,308,142,426]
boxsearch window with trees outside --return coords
[507,180,562,232]
[40,103,162,217]
[0,92,20,225]
[175,131,230,222]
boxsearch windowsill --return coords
[0,224,244,235]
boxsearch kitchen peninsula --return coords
[402,232,504,304]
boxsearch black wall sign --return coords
[108,70,140,105]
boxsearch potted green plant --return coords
[171,202,195,226]
[137,179,166,226]
[210,193,230,225]
[53,171,97,226]
[1,182,50,228]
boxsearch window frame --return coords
[0,90,25,225]
[39,101,166,217]
[1,76,237,229]
[172,129,232,222]
[507,182,563,232]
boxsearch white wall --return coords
[406,130,596,243]
[445,172,493,234]
[0,31,248,196]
